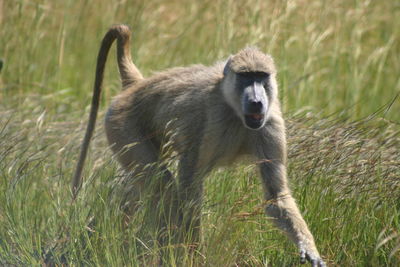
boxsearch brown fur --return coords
[72,24,325,266]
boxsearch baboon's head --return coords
[222,47,277,130]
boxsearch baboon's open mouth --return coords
[244,113,264,129]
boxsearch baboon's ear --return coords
[223,56,232,76]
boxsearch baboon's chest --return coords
[197,127,248,170]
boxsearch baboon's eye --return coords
[262,78,270,89]
[257,72,270,87]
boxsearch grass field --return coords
[1,0,399,266]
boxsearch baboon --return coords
[72,24,325,266]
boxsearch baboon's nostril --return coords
[248,100,263,113]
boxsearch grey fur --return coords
[73,25,325,266]
[228,46,276,74]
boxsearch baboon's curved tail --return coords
[112,25,144,87]
[72,25,143,199]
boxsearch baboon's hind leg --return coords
[106,124,177,221]
[110,134,179,266]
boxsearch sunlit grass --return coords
[1,0,399,119]
[0,102,399,266]
[1,0,399,266]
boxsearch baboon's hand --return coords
[299,246,326,267]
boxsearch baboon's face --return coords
[235,72,270,130]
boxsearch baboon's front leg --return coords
[259,162,325,266]
[253,127,325,266]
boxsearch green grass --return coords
[1,0,399,266]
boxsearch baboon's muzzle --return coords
[242,83,267,129]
